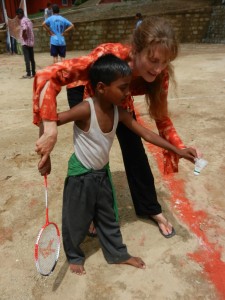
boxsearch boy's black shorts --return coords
[50,44,66,57]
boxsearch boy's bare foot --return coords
[120,257,146,269]
[69,264,86,275]
[150,213,176,238]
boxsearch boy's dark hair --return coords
[89,54,131,89]
[16,8,24,16]
[47,2,52,7]
[52,4,60,13]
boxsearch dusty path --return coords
[0,44,225,299]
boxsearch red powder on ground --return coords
[135,108,225,299]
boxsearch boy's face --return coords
[102,75,131,106]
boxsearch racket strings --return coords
[36,224,60,275]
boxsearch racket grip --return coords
[44,174,47,188]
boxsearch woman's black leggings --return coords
[67,86,162,216]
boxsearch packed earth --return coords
[0,43,225,299]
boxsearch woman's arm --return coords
[33,43,130,125]
[33,55,92,169]
[33,43,130,170]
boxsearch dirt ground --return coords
[0,43,225,300]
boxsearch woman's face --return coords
[133,44,170,82]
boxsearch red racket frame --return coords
[34,175,60,276]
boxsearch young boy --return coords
[44,54,197,275]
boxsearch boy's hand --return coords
[38,156,51,176]
[177,147,198,163]
[35,132,56,168]
[188,146,202,158]
[35,121,57,169]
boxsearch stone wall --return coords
[33,7,212,53]
[0,5,219,54]
[0,31,6,54]
[159,8,212,43]
[203,5,225,43]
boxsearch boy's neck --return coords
[92,96,114,111]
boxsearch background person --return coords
[135,13,143,28]
[33,17,201,238]
[42,4,74,63]
[44,2,53,20]
[16,8,36,78]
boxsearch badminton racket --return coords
[34,175,60,276]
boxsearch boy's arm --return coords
[57,101,90,125]
[33,44,129,169]
[62,24,74,36]
[42,22,53,35]
[119,108,197,162]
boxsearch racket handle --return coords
[44,174,47,188]
[44,174,49,223]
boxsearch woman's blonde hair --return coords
[131,16,179,120]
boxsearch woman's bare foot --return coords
[120,257,146,269]
[150,213,175,238]
[69,264,86,275]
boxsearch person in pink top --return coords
[16,8,36,78]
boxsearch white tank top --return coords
[73,98,119,170]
